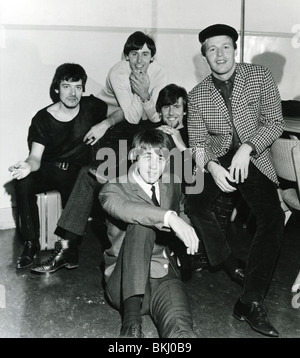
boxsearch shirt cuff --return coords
[164,210,178,227]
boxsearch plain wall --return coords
[1,0,299,228]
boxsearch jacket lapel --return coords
[207,78,231,124]
[158,180,168,209]
[128,171,154,206]
[231,64,245,111]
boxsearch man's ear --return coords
[55,89,59,93]
[125,55,129,61]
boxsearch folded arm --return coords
[99,182,167,229]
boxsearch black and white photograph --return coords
[0,0,300,342]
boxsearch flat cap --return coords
[198,24,238,43]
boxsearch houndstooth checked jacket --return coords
[187,62,284,184]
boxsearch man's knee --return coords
[256,203,285,226]
[15,175,35,196]
[125,225,156,245]
[184,193,211,216]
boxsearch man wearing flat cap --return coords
[185,23,285,337]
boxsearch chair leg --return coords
[230,207,238,222]
[277,188,293,226]
[230,196,243,223]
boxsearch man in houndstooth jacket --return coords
[184,24,285,337]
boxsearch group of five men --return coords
[9,24,285,338]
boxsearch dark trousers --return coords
[105,224,196,338]
[15,162,80,243]
[56,165,103,237]
[184,152,285,303]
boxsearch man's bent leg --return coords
[232,164,284,337]
[56,166,102,236]
[238,164,285,303]
[122,225,156,300]
[184,173,231,267]
[15,171,54,269]
[150,268,197,338]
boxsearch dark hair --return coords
[123,31,156,57]
[49,63,87,102]
[132,128,173,153]
[201,37,237,57]
[156,83,188,114]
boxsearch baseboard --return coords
[0,207,17,230]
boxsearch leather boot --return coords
[16,241,40,269]
[30,239,79,275]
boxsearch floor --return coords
[0,208,300,339]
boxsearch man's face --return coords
[57,80,83,108]
[137,147,167,184]
[204,35,237,79]
[160,97,185,129]
[126,43,153,74]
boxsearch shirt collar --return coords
[132,169,160,200]
[212,70,236,90]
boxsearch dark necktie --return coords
[151,185,160,207]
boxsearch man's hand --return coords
[168,213,199,255]
[9,161,31,180]
[129,69,150,100]
[207,161,236,193]
[84,121,111,145]
[228,143,252,183]
[157,125,187,152]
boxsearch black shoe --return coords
[232,268,245,287]
[188,252,208,272]
[120,321,144,338]
[177,239,208,272]
[30,240,78,275]
[233,299,279,337]
[16,241,40,269]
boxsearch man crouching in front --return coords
[99,128,199,338]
